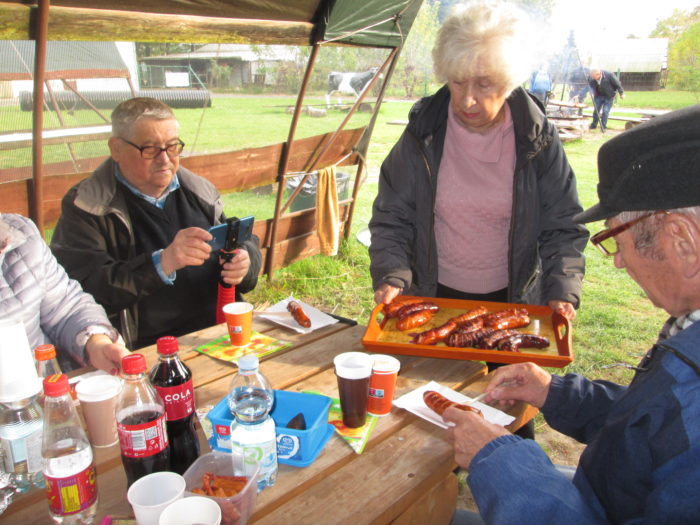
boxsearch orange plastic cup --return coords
[223,302,253,346]
[367,354,401,416]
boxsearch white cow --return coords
[326,67,379,107]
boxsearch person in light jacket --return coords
[368,2,588,438]
[0,213,128,372]
[446,104,700,525]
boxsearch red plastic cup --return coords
[367,354,401,417]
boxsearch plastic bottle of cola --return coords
[149,336,200,475]
[115,354,170,487]
[228,354,277,491]
[42,374,98,524]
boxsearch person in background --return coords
[445,104,700,525]
[368,2,588,440]
[528,64,552,108]
[567,66,590,105]
[1,213,128,372]
[51,97,262,350]
[588,68,624,131]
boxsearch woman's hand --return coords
[374,283,403,305]
[548,300,576,320]
[85,334,130,374]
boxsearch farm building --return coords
[140,44,299,89]
[583,38,669,91]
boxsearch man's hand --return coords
[374,283,402,305]
[161,227,213,275]
[219,249,251,286]
[444,408,509,469]
[85,334,130,374]
[548,300,576,320]
[482,362,553,410]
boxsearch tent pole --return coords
[31,0,50,235]
[266,43,320,280]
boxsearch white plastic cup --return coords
[159,495,222,525]
[127,471,186,525]
[0,318,41,402]
[75,375,121,447]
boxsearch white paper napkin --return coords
[393,380,515,429]
[257,296,338,334]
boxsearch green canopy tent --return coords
[0,0,424,277]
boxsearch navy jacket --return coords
[468,320,700,524]
[589,71,624,99]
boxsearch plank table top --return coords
[4,315,536,525]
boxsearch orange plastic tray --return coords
[362,296,573,368]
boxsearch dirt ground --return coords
[456,418,587,512]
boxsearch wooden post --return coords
[30,0,50,235]
[266,43,320,280]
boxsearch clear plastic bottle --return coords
[115,354,170,487]
[149,336,199,475]
[227,354,277,491]
[0,395,45,492]
[35,344,62,380]
[42,374,97,524]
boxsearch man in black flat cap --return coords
[444,104,700,525]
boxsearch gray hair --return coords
[111,97,178,138]
[617,206,700,259]
[432,1,534,94]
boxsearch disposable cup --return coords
[367,354,401,416]
[159,495,222,525]
[333,352,373,428]
[0,318,41,402]
[223,302,254,347]
[75,375,121,447]
[127,471,186,525]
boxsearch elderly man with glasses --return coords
[51,97,261,350]
[445,104,700,525]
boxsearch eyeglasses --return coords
[120,137,185,159]
[591,210,667,256]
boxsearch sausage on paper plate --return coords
[423,390,482,417]
[287,300,311,328]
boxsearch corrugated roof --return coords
[586,38,669,73]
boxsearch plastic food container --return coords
[208,390,334,467]
[182,451,258,525]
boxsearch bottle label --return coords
[231,439,277,479]
[0,425,43,474]
[45,464,97,515]
[154,380,195,421]
[117,414,169,458]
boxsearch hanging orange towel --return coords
[316,165,340,256]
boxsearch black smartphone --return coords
[208,216,254,252]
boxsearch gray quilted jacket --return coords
[0,214,117,371]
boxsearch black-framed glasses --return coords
[120,137,185,159]
[591,210,667,256]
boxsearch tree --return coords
[667,20,700,95]
[395,0,441,97]
[650,7,699,41]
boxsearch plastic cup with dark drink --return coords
[333,352,373,428]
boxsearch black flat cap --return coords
[574,104,700,223]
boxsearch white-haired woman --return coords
[369,2,588,438]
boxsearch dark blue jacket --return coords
[589,71,624,99]
[467,321,700,523]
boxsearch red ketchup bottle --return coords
[149,336,200,474]
[116,353,170,486]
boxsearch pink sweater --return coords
[434,104,516,293]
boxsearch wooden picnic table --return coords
[4,315,536,524]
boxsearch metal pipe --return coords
[30,0,50,234]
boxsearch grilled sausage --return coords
[482,308,529,327]
[451,306,489,326]
[498,333,550,352]
[287,300,311,328]
[396,309,434,331]
[411,320,457,345]
[478,329,521,349]
[395,301,439,320]
[490,314,530,330]
[445,327,496,348]
[384,298,423,318]
[423,390,482,417]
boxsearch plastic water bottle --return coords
[0,395,45,492]
[35,344,62,380]
[42,374,97,523]
[227,354,277,491]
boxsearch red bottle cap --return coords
[122,353,146,374]
[35,344,57,361]
[156,336,179,355]
[43,373,69,397]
